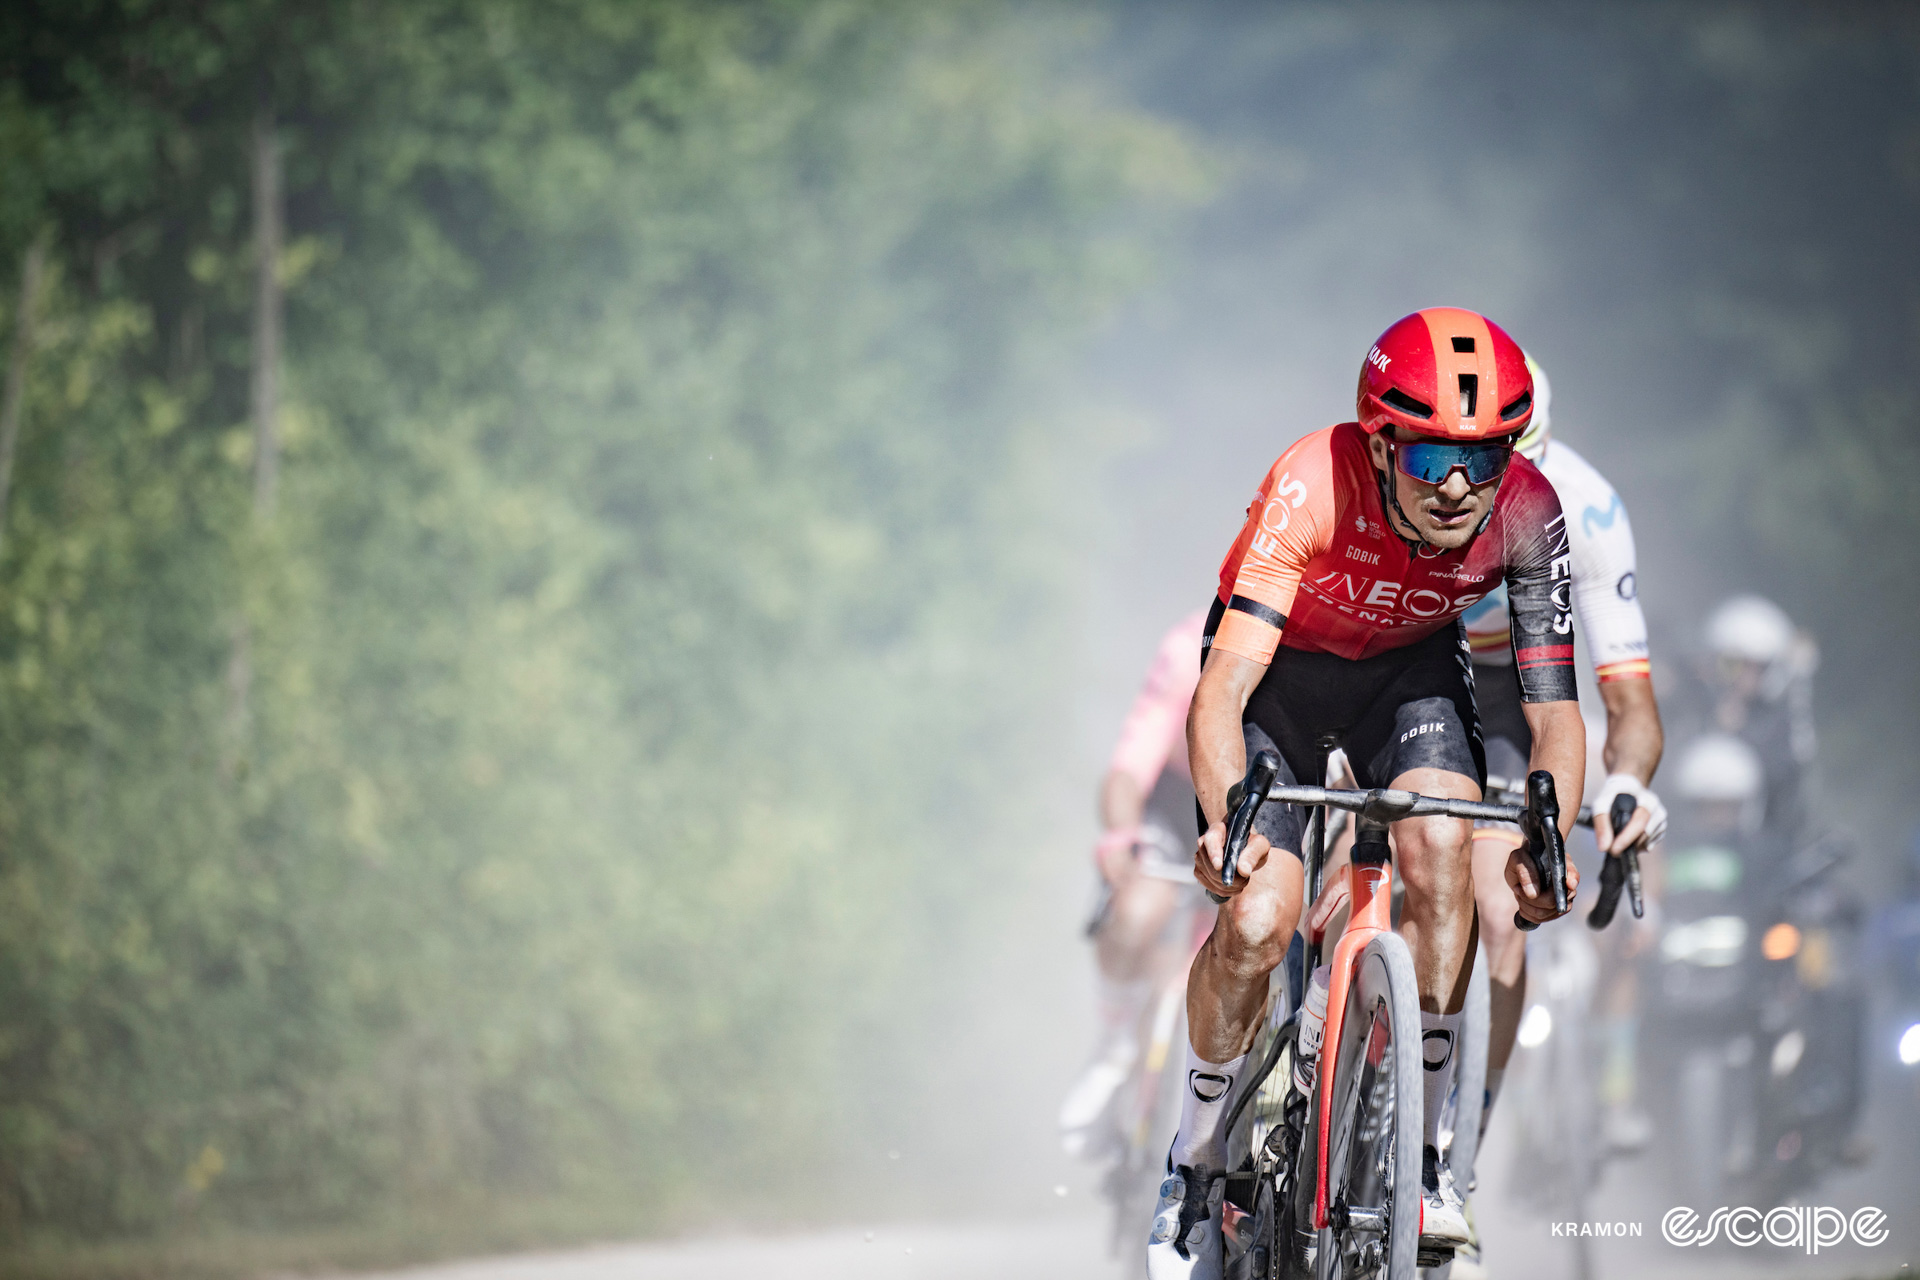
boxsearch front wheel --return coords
[1316,933,1423,1280]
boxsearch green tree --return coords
[0,0,1195,1247]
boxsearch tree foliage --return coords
[0,0,1194,1237]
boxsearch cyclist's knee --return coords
[1478,901,1526,979]
[1395,817,1473,902]
[1104,876,1178,950]
[1215,879,1300,978]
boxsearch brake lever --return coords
[1210,750,1281,905]
[1586,792,1641,930]
[1515,769,1565,932]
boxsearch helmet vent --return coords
[1500,390,1532,422]
[1457,373,1478,420]
[1381,387,1433,419]
[1450,336,1475,353]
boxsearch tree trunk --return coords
[250,106,283,521]
[224,106,283,777]
[0,233,50,554]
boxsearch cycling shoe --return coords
[1447,1195,1487,1278]
[1418,1144,1470,1248]
[1146,1163,1223,1279]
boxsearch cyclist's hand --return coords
[1593,772,1666,855]
[1093,826,1138,884]
[1194,820,1271,899]
[1505,844,1582,925]
[1306,873,1350,940]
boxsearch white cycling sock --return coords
[1478,1066,1507,1141]
[1170,1045,1247,1172]
[1421,1010,1462,1156]
[1095,975,1151,1062]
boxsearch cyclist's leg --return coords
[1062,849,1185,1148]
[1150,725,1303,1276]
[1182,723,1306,1138]
[1344,629,1487,1245]
[1095,831,1188,982]
[1470,830,1526,1100]
[1103,772,1205,979]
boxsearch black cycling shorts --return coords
[1474,659,1531,781]
[1200,597,1485,859]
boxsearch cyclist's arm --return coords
[1189,648,1266,828]
[1501,471,1584,838]
[1598,677,1662,786]
[1098,771,1145,832]
[1548,446,1664,846]
[1520,699,1586,841]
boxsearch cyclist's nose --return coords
[1436,469,1472,502]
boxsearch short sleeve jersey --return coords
[1212,422,1577,703]
[1107,609,1208,793]
[1460,440,1651,683]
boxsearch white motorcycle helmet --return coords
[1704,595,1796,668]
[1673,732,1765,834]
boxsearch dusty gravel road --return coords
[328,1114,1917,1280]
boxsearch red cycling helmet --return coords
[1357,308,1534,441]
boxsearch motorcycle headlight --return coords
[1900,1022,1920,1067]
[1661,915,1747,967]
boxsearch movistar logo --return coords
[1582,494,1624,539]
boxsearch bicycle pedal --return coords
[1418,1245,1457,1268]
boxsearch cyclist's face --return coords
[1367,428,1506,550]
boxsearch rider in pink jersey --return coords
[1060,609,1208,1155]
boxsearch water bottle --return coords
[1293,964,1331,1096]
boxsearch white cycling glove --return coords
[1593,772,1667,849]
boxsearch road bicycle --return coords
[1206,746,1569,1280]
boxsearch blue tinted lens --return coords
[1395,440,1512,485]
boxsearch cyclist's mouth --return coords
[1427,504,1474,528]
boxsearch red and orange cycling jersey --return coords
[1211,422,1578,703]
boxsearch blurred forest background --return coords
[0,0,1196,1267]
[2,0,1919,1275]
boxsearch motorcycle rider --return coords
[1694,595,1819,843]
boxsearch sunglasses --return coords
[1388,437,1515,486]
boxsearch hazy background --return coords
[0,1,1917,1275]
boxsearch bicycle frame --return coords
[1211,752,1565,1276]
[1250,775,1544,1236]
[1313,817,1396,1231]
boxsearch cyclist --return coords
[1060,608,1209,1156]
[1693,594,1819,844]
[1148,308,1585,1279]
[1458,354,1667,1209]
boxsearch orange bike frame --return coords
[1312,853,1396,1231]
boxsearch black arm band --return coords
[1227,595,1287,630]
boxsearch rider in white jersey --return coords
[1456,356,1668,1275]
